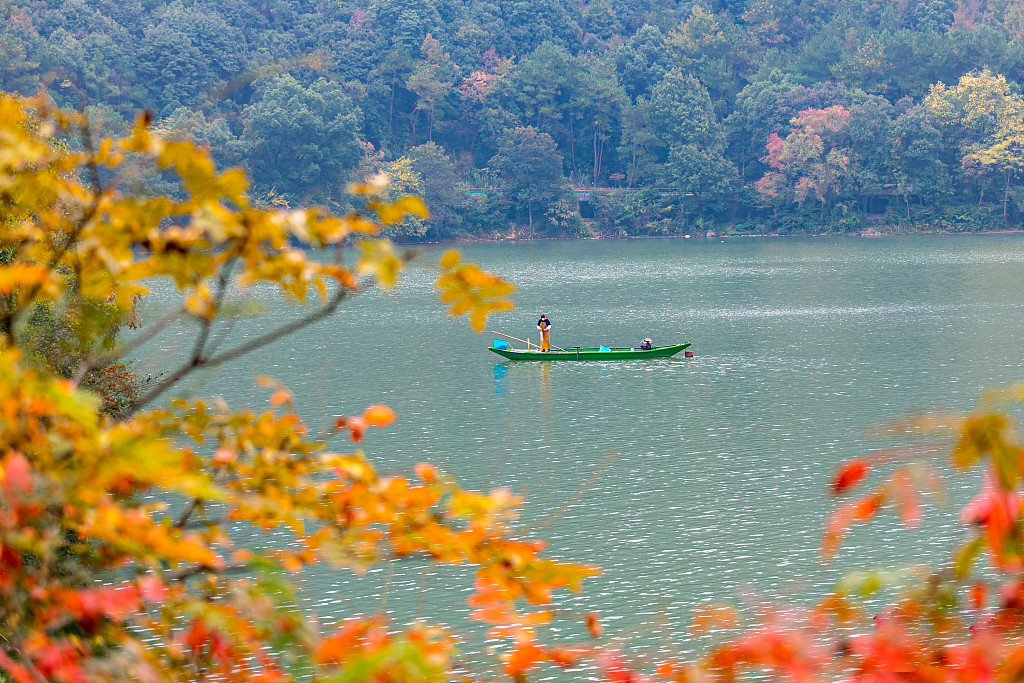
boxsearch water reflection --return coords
[492,362,509,390]
[539,361,553,425]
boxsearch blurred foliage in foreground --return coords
[4,93,1024,682]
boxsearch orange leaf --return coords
[415,462,438,483]
[690,602,738,635]
[968,582,987,609]
[831,460,869,494]
[362,404,396,428]
[585,612,603,638]
[504,639,546,677]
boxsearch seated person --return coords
[640,338,653,350]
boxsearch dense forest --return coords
[7,0,1024,238]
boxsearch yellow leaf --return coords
[440,250,461,270]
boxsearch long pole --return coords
[491,330,568,352]
[491,330,537,349]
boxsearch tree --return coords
[0,10,42,95]
[648,69,736,207]
[830,32,894,95]
[755,105,854,219]
[926,70,1024,219]
[489,126,568,231]
[370,46,415,141]
[503,0,582,52]
[845,95,895,202]
[664,6,753,104]
[406,141,468,238]
[582,0,621,40]
[505,41,578,143]
[574,55,627,186]
[134,23,208,116]
[616,97,659,188]
[649,69,722,155]
[406,33,459,143]
[366,0,444,50]
[614,24,670,102]
[241,75,365,207]
[727,75,849,182]
[454,54,512,162]
[885,103,951,220]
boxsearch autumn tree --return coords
[926,70,1024,220]
[0,94,604,683]
[10,93,1024,683]
[755,105,853,219]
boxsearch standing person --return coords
[537,314,551,351]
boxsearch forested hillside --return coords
[8,0,1024,238]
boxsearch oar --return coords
[491,331,568,353]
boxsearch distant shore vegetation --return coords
[11,0,1024,239]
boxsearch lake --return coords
[139,234,1024,677]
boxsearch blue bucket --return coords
[599,345,610,352]
[493,340,509,350]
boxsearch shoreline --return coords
[403,227,1024,248]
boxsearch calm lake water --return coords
[139,235,1024,677]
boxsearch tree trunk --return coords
[389,83,396,133]
[593,128,599,186]
[630,143,638,188]
[529,204,533,232]
[1005,168,1011,222]
[428,107,434,142]
[568,117,578,181]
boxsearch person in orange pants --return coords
[537,314,551,351]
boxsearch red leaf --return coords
[831,460,869,494]
[2,452,33,495]
[0,649,36,683]
[347,417,365,442]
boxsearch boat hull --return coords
[489,342,691,361]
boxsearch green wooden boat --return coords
[489,341,691,361]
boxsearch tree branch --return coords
[72,306,186,385]
[128,284,350,416]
